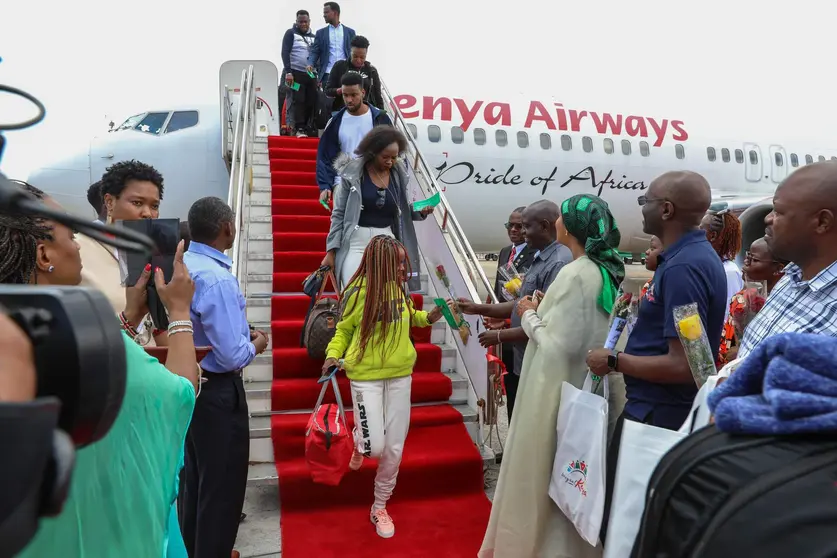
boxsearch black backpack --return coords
[631,425,837,558]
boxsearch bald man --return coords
[737,161,837,357]
[457,200,572,419]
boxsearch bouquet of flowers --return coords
[590,291,633,391]
[673,302,717,388]
[496,262,524,301]
[729,282,767,340]
[435,265,471,344]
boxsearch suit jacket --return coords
[493,243,536,302]
[307,24,357,80]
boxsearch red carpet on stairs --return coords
[266,135,491,557]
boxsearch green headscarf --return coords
[560,194,625,313]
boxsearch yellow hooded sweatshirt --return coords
[325,279,432,381]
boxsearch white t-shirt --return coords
[723,259,744,305]
[334,109,374,187]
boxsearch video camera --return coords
[0,84,157,557]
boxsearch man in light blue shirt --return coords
[179,196,268,558]
[307,2,356,86]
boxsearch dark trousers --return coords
[291,70,317,131]
[178,373,249,558]
[502,347,519,422]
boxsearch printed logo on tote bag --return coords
[562,459,589,497]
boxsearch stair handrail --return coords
[221,86,235,167]
[230,64,256,285]
[379,81,499,305]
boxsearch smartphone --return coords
[290,82,300,91]
[532,290,545,304]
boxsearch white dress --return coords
[479,256,610,558]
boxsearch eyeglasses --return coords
[505,222,523,230]
[376,189,386,209]
[637,195,668,207]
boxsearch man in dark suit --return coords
[487,206,535,421]
[306,2,357,86]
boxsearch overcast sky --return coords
[1,0,834,179]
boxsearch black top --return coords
[326,60,385,112]
[358,170,398,228]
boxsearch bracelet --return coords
[119,312,139,338]
[168,327,194,337]
[168,320,192,330]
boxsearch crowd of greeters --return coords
[2,163,265,557]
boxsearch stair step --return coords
[268,147,318,161]
[271,199,328,216]
[267,136,319,149]
[271,171,316,186]
[270,159,316,173]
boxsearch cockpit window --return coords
[165,111,199,134]
[135,112,170,135]
[115,113,145,131]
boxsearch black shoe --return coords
[240,512,246,523]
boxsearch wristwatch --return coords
[607,350,621,372]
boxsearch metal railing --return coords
[228,65,256,285]
[221,87,236,168]
[379,81,499,305]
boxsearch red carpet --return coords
[267,136,491,557]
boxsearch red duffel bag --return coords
[305,374,353,486]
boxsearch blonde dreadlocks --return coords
[343,235,414,363]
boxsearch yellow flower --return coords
[678,315,703,341]
[505,278,522,295]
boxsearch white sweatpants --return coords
[350,375,412,510]
[340,225,394,290]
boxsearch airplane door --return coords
[768,144,788,183]
[742,142,763,183]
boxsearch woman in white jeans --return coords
[321,126,434,291]
[323,235,444,538]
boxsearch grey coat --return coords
[325,154,427,292]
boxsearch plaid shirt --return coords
[738,260,837,358]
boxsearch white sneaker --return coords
[370,508,395,538]
[296,130,308,138]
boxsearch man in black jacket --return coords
[281,10,317,136]
[325,35,385,113]
[488,207,535,421]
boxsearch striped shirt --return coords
[738,260,837,358]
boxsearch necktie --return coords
[508,246,517,266]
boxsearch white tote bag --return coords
[548,372,609,546]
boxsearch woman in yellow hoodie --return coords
[322,235,444,540]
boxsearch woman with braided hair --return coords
[322,235,446,539]
[479,194,623,558]
[700,209,744,305]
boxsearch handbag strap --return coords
[583,370,610,399]
[317,269,340,301]
[306,375,349,435]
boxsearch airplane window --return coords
[135,112,169,135]
[805,154,813,164]
[561,135,572,151]
[517,131,529,148]
[790,153,798,167]
[640,141,650,157]
[707,147,716,162]
[474,128,486,146]
[496,130,508,147]
[582,136,593,153]
[540,133,551,150]
[818,155,826,162]
[721,148,730,163]
[165,111,199,134]
[675,144,685,160]
[749,150,758,164]
[621,140,632,155]
[428,125,441,143]
[115,113,145,132]
[407,124,418,139]
[774,152,784,167]
[735,149,744,163]
[604,138,614,154]
[451,126,464,144]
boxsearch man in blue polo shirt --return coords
[588,170,727,541]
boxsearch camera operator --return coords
[1,180,200,556]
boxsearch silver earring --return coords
[47,265,54,273]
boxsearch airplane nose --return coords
[26,144,93,218]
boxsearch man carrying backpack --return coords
[281,10,317,137]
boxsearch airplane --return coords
[26,90,837,261]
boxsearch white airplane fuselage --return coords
[27,94,837,257]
